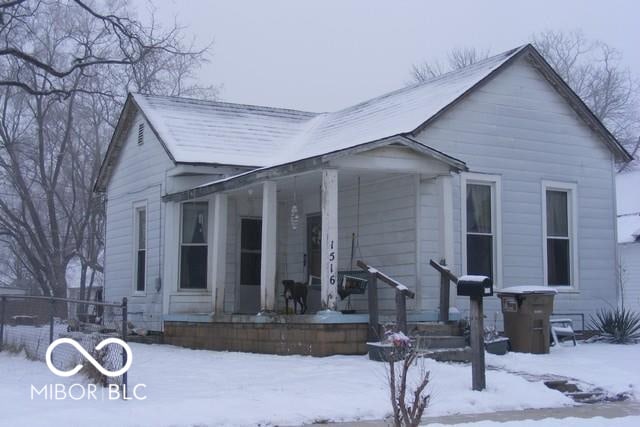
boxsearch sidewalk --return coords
[302,401,640,426]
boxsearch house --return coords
[617,167,640,312]
[95,44,631,355]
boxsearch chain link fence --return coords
[0,295,128,388]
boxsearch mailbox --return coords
[457,275,493,297]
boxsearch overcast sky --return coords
[147,0,640,113]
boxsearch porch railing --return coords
[356,260,415,341]
[429,259,459,323]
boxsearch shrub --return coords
[589,307,640,344]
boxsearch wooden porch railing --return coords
[429,259,458,323]
[356,260,415,341]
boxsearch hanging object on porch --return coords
[339,176,368,313]
[290,176,300,231]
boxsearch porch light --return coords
[290,177,300,230]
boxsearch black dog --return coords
[282,280,308,314]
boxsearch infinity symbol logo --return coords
[45,337,133,378]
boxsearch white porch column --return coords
[260,181,277,313]
[211,193,228,315]
[438,174,457,309]
[321,169,339,311]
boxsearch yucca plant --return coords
[589,307,640,344]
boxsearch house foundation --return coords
[163,314,369,356]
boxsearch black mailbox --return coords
[457,275,493,297]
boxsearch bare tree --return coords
[410,47,490,82]
[0,0,215,301]
[409,31,640,161]
[532,30,640,164]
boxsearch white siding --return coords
[620,244,640,313]
[104,112,174,330]
[414,56,618,324]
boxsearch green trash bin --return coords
[497,286,557,354]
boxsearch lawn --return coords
[0,340,637,426]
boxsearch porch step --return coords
[409,322,462,337]
[420,346,472,363]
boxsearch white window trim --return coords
[177,200,211,293]
[542,180,579,292]
[132,200,147,296]
[460,172,503,288]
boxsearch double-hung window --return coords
[462,173,501,284]
[543,181,577,288]
[180,202,209,289]
[133,204,147,293]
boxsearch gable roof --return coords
[617,167,640,244]
[95,44,632,192]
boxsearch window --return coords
[240,218,262,286]
[137,123,144,145]
[180,202,208,289]
[133,205,146,293]
[461,173,501,284]
[543,181,577,287]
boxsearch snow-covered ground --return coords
[0,341,637,427]
[487,342,640,398]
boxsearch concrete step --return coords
[409,322,462,337]
[420,346,471,363]
[415,335,467,349]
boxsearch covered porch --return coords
[160,140,465,354]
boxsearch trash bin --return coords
[496,286,557,354]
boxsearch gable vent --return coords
[137,122,144,145]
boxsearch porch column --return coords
[211,193,228,315]
[321,169,339,311]
[260,181,277,313]
[437,174,457,311]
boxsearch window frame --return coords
[132,201,147,296]
[542,180,578,291]
[178,200,210,291]
[460,172,502,288]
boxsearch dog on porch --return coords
[282,280,308,314]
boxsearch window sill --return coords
[131,292,147,297]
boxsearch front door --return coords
[236,218,262,313]
[306,214,322,312]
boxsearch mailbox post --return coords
[457,275,493,391]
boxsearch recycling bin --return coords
[496,286,557,354]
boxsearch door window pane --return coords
[467,234,493,277]
[467,184,492,234]
[546,191,568,237]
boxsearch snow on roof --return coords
[616,167,640,244]
[133,46,525,168]
[132,94,317,166]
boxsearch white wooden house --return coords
[617,168,640,312]
[95,45,631,354]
